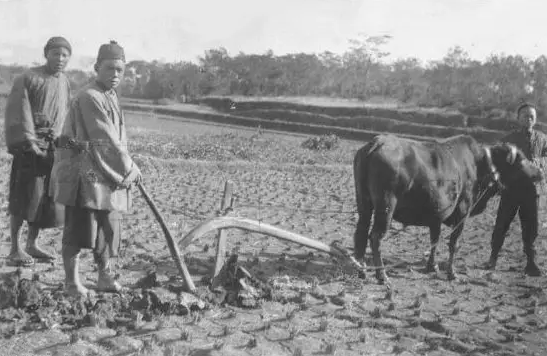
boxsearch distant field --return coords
[121,96,522,144]
[124,111,361,165]
[0,95,533,144]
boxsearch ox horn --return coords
[483,146,495,171]
[483,146,500,184]
[484,146,492,163]
[506,144,517,165]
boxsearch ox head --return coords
[471,143,542,216]
[482,143,543,192]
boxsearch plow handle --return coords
[137,182,196,293]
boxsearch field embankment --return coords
[0,94,538,143]
[121,101,437,143]
[121,96,547,144]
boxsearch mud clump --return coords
[205,254,272,308]
[0,255,271,335]
[0,269,207,334]
[0,269,42,311]
[135,270,160,289]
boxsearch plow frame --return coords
[150,180,365,294]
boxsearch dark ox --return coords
[353,134,543,283]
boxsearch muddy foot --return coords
[97,272,123,293]
[65,283,90,298]
[6,250,34,267]
[26,244,55,260]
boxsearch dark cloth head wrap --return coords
[44,36,72,56]
[96,40,126,63]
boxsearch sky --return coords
[0,0,546,71]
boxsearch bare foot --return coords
[376,269,389,285]
[26,244,55,260]
[97,271,123,293]
[6,249,34,267]
[65,283,90,298]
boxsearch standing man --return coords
[487,102,547,276]
[50,40,141,296]
[4,36,72,267]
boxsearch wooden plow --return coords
[143,180,365,294]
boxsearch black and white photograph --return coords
[0,0,547,355]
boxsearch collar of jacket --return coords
[94,79,116,94]
[518,127,535,137]
[42,64,64,78]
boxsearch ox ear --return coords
[506,144,517,165]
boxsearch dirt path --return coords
[1,155,547,356]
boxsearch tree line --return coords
[1,35,546,118]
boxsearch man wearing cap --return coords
[51,40,141,296]
[4,36,72,267]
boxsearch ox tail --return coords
[352,138,382,260]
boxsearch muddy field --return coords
[1,112,547,356]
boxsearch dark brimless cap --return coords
[44,36,72,56]
[96,40,125,63]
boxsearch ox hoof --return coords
[484,259,497,271]
[375,272,389,285]
[377,278,389,285]
[446,268,460,281]
[525,263,542,277]
[425,263,440,274]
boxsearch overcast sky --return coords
[0,0,545,70]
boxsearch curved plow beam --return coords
[179,216,347,259]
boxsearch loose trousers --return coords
[491,184,539,263]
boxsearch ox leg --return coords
[426,223,441,274]
[447,223,465,281]
[370,201,395,284]
[353,200,373,263]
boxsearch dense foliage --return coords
[1,35,545,117]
